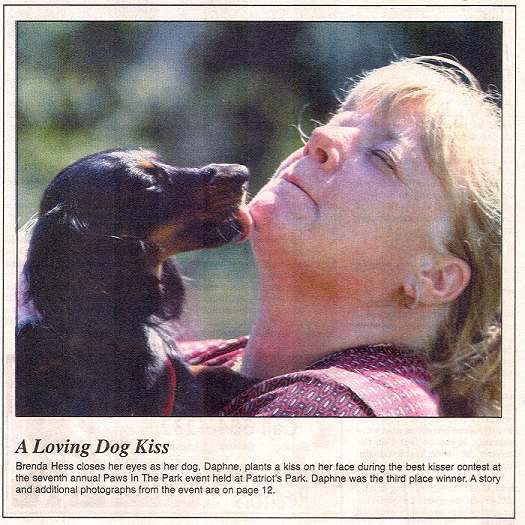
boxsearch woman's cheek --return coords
[249,145,306,224]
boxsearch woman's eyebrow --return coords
[333,112,413,152]
[339,111,399,138]
[331,111,358,126]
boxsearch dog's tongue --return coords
[234,206,253,243]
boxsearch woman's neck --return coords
[242,270,440,379]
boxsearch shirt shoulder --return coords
[223,347,440,417]
[222,368,373,417]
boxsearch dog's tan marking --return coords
[137,159,156,170]
[148,223,180,254]
[148,221,202,260]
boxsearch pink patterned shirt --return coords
[180,338,440,417]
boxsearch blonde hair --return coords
[341,56,501,416]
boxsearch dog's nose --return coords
[208,164,249,185]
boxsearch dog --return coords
[16,148,255,416]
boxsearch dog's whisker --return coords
[228,220,242,235]
[216,226,229,242]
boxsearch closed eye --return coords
[369,149,398,175]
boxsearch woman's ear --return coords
[415,257,472,305]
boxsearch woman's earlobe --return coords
[418,257,472,305]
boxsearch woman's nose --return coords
[304,126,342,172]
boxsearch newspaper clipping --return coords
[3,2,518,522]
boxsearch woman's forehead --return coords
[329,109,423,150]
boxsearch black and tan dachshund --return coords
[16,148,254,416]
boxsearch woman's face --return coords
[248,105,452,296]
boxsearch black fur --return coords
[17,148,251,416]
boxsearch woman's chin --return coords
[248,190,279,229]
[249,205,312,269]
[249,181,316,231]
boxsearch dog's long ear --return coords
[24,204,106,322]
[23,204,73,322]
[25,204,185,327]
[157,258,186,321]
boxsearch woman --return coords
[198,56,500,417]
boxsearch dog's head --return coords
[39,148,251,256]
[23,148,251,324]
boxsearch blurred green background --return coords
[17,21,502,339]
